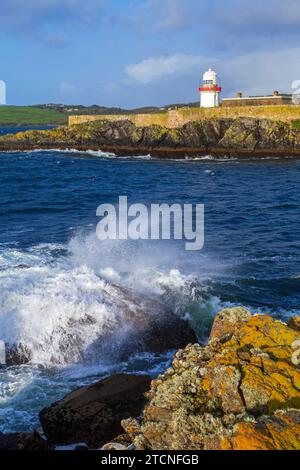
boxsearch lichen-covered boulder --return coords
[122,308,300,450]
[209,306,251,341]
[219,410,300,450]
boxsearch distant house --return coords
[222,91,293,107]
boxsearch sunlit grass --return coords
[0,106,67,125]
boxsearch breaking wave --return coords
[2,148,152,160]
[0,232,221,368]
[0,232,222,432]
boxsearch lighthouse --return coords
[198,68,221,108]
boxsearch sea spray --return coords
[0,232,221,367]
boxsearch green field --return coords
[0,106,67,125]
[292,119,300,129]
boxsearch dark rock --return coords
[15,264,30,270]
[39,373,151,447]
[288,316,300,332]
[0,431,48,450]
[91,283,197,361]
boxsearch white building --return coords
[199,68,221,108]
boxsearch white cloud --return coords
[124,47,300,98]
[125,53,206,84]
[220,48,300,96]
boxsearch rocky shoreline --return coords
[0,117,300,159]
[1,307,299,451]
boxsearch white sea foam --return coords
[0,231,296,432]
[1,148,153,160]
[0,232,221,367]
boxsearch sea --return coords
[0,126,299,433]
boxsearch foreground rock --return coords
[39,374,151,447]
[0,118,299,158]
[121,308,300,450]
[0,431,47,450]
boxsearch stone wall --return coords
[69,105,300,129]
[68,113,169,128]
[222,97,292,107]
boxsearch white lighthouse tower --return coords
[199,68,221,108]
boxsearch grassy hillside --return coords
[0,106,67,125]
[292,119,300,129]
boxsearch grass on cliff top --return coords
[0,106,67,125]
[292,120,300,129]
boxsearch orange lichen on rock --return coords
[209,306,252,341]
[230,410,300,450]
[122,309,300,450]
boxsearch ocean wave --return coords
[1,148,152,160]
[0,231,297,432]
[0,233,221,367]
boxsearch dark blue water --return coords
[0,125,57,136]
[0,137,300,433]
[1,150,299,313]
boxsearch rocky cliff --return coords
[121,308,300,450]
[2,308,299,450]
[0,118,300,158]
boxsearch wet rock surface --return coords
[0,431,48,450]
[5,343,32,366]
[39,373,151,447]
[121,309,300,450]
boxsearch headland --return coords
[0,108,300,159]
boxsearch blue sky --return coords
[1,0,300,107]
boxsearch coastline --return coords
[0,117,300,159]
[1,308,299,450]
[1,142,300,159]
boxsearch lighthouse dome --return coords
[203,68,218,85]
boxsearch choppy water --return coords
[0,133,300,433]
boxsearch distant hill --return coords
[0,102,200,126]
[36,102,200,115]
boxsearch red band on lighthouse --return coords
[198,86,222,92]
